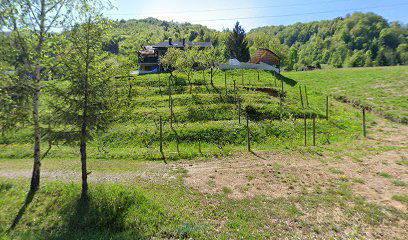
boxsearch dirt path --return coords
[183,119,408,211]
[1,120,407,211]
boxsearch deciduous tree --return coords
[1,0,79,191]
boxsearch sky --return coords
[104,0,408,31]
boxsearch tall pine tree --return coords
[225,22,250,62]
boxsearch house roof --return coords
[250,48,281,65]
[151,41,212,48]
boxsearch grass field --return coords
[1,66,407,239]
[285,66,408,123]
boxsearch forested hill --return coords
[247,12,408,69]
[106,13,407,69]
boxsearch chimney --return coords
[182,39,185,46]
[169,38,172,45]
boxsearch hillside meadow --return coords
[1,66,407,239]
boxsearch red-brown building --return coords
[249,48,281,69]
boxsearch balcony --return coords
[138,57,159,64]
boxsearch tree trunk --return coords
[30,0,46,191]
[80,122,88,198]
[80,74,89,198]
[81,21,91,198]
[30,85,41,191]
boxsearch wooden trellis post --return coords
[246,113,251,152]
[158,74,162,97]
[304,114,307,146]
[326,95,329,120]
[304,85,309,108]
[198,137,202,155]
[274,71,277,87]
[159,116,165,162]
[279,93,283,119]
[299,85,304,109]
[234,80,237,102]
[363,108,367,137]
[281,78,284,95]
[170,99,173,128]
[168,76,172,108]
[224,71,227,95]
[238,96,241,124]
[128,75,133,99]
[313,115,316,146]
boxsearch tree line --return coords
[248,12,408,70]
[102,12,407,70]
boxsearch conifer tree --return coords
[225,21,250,62]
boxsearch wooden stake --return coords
[168,76,172,108]
[159,116,165,162]
[313,115,316,146]
[224,71,227,95]
[170,99,173,128]
[279,93,283,120]
[128,75,133,99]
[198,137,202,155]
[304,114,307,146]
[257,71,260,82]
[363,108,366,137]
[246,113,251,152]
[274,72,277,87]
[234,80,237,102]
[326,95,329,120]
[158,74,162,96]
[281,78,284,95]
[304,85,309,108]
[299,85,304,109]
[238,97,241,124]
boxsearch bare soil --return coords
[183,120,408,211]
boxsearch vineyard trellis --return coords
[111,68,367,161]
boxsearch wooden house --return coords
[138,38,212,74]
[249,48,281,70]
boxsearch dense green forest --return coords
[248,12,408,69]
[104,12,407,70]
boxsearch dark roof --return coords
[151,41,212,48]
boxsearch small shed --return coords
[250,49,281,68]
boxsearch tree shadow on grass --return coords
[276,73,297,87]
[9,188,37,231]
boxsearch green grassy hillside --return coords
[1,66,376,162]
[1,66,408,239]
[285,66,408,123]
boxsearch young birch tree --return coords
[1,0,81,191]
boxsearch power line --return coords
[190,3,408,22]
[105,0,352,16]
